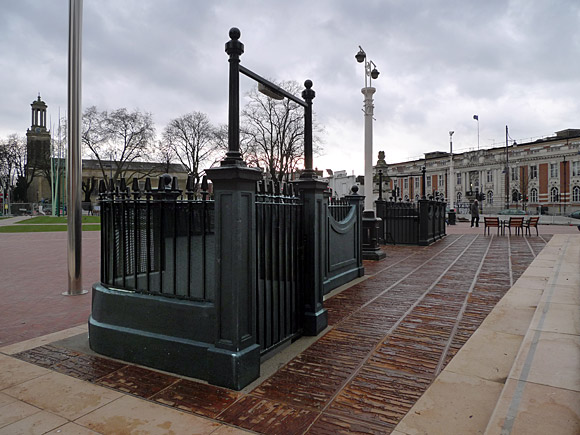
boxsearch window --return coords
[530,188,538,203]
[456,192,462,202]
[415,178,420,189]
[427,177,431,188]
[550,187,559,203]
[487,190,493,205]
[550,163,558,178]
[456,173,461,185]
[573,161,580,177]
[486,170,493,183]
[438,176,445,187]
[404,178,408,189]
[573,186,580,202]
[530,165,538,180]
[511,167,519,181]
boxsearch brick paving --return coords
[0,232,99,346]
[6,232,555,434]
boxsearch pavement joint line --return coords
[435,234,495,376]
[325,244,427,302]
[336,234,467,325]
[310,234,480,428]
[507,234,514,288]
[522,234,536,259]
[500,236,570,435]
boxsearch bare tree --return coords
[241,80,322,182]
[2,134,33,202]
[0,136,18,186]
[82,106,156,182]
[162,112,219,192]
[153,139,177,174]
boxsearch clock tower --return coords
[26,94,51,201]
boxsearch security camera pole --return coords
[355,46,385,260]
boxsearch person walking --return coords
[471,199,480,227]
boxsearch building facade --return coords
[376,129,580,215]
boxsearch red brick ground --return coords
[0,232,99,346]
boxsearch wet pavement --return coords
[2,229,570,434]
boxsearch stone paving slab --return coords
[1,233,554,434]
[394,234,580,435]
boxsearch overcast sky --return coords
[1,0,579,174]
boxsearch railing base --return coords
[89,282,261,390]
[207,344,261,390]
[362,211,386,260]
[303,308,328,336]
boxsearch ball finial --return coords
[229,27,241,40]
[304,79,313,89]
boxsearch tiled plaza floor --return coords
[2,226,573,434]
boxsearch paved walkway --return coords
[0,228,578,434]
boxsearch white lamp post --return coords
[356,46,379,212]
[449,130,454,210]
[356,46,385,260]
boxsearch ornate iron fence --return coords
[324,194,364,294]
[328,196,351,221]
[255,180,303,356]
[99,175,215,302]
[376,199,446,245]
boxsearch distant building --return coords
[23,96,190,205]
[375,129,580,214]
[321,169,360,198]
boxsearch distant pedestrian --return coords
[471,199,480,227]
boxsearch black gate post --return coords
[294,179,329,336]
[205,166,262,390]
[202,28,264,390]
[418,199,433,246]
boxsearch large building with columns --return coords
[375,129,580,215]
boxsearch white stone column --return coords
[362,87,376,212]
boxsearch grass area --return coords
[16,216,101,224]
[0,224,100,233]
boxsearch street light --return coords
[355,45,379,213]
[449,131,454,211]
[355,45,384,260]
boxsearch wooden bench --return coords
[503,217,524,236]
[523,216,540,236]
[484,217,501,235]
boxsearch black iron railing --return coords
[377,201,420,244]
[328,197,352,221]
[255,180,303,355]
[376,199,447,245]
[100,175,215,302]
